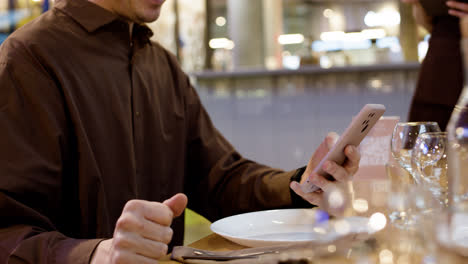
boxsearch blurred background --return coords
[0,0,425,171]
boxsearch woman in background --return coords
[403,0,468,130]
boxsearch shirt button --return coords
[136,111,140,117]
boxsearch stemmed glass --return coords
[411,132,449,207]
[388,122,441,227]
[409,132,450,261]
[391,122,441,177]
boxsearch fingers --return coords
[124,194,188,228]
[307,172,334,192]
[325,132,339,149]
[320,145,360,181]
[124,200,173,226]
[321,145,360,182]
[303,132,339,182]
[293,143,360,208]
[163,193,188,217]
[447,1,468,11]
[140,220,173,244]
[322,161,349,182]
[116,213,173,244]
[115,213,174,248]
[308,134,334,166]
[315,145,360,183]
[110,197,185,263]
[343,145,361,175]
[447,1,468,17]
[113,231,168,259]
[449,8,468,18]
[290,181,324,206]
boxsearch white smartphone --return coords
[300,104,386,193]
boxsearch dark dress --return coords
[407,15,464,131]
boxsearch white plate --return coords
[210,209,373,247]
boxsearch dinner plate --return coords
[210,209,373,247]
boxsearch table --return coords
[159,179,389,263]
[161,179,468,263]
[162,227,468,264]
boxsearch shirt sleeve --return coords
[0,39,102,264]
[166,58,301,221]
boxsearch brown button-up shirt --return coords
[0,0,296,263]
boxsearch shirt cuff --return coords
[53,238,105,264]
[290,166,316,208]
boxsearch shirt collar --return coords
[54,0,118,32]
[54,0,154,41]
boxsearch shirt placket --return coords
[129,38,143,194]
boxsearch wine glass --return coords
[389,122,441,229]
[411,132,449,207]
[386,163,413,227]
[391,122,441,177]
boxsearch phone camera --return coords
[361,124,368,133]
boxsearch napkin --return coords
[171,234,373,264]
[354,116,399,181]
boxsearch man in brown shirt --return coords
[0,0,360,263]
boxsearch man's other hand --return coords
[289,132,360,207]
[447,1,468,18]
[91,193,188,264]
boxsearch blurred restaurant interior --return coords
[0,0,424,170]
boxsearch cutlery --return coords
[180,248,280,261]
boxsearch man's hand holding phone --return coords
[289,132,361,207]
[289,104,385,207]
